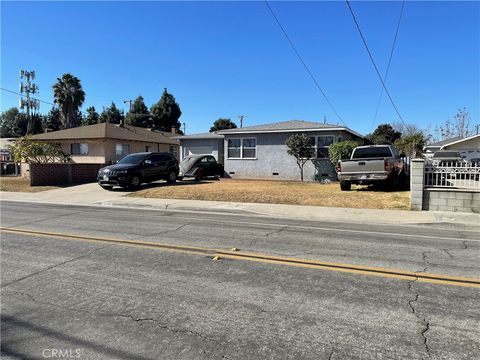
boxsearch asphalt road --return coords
[1,200,479,359]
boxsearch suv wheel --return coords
[167,170,177,184]
[129,175,141,189]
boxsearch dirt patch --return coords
[0,177,59,192]
[131,179,410,210]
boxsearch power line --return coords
[1,87,57,107]
[371,0,406,131]
[264,0,347,127]
[345,0,408,130]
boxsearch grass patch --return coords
[131,179,410,210]
[0,177,59,192]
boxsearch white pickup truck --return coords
[335,145,407,191]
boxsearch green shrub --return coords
[328,140,360,165]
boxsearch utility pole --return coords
[123,99,133,112]
[238,115,246,128]
[19,70,40,134]
[182,122,186,134]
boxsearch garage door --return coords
[186,146,213,156]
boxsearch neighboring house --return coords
[423,134,480,161]
[29,122,180,164]
[178,120,364,181]
[176,132,224,164]
[0,138,19,176]
[0,138,16,161]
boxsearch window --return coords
[309,135,335,159]
[228,138,256,159]
[242,138,256,159]
[116,144,130,156]
[228,139,241,158]
[169,145,178,159]
[148,154,169,163]
[71,143,88,155]
[145,146,151,152]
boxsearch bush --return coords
[11,137,71,164]
[328,140,360,165]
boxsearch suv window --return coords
[206,156,216,163]
[148,154,170,163]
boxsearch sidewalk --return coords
[1,183,479,226]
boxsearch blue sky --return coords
[1,1,478,135]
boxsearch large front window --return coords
[116,144,130,156]
[309,135,335,159]
[228,138,256,159]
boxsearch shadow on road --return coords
[0,314,154,360]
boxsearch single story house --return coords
[176,131,224,163]
[178,120,365,181]
[423,134,480,161]
[29,122,180,165]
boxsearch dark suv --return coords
[98,152,179,190]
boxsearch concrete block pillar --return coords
[410,159,425,210]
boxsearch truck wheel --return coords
[340,180,351,191]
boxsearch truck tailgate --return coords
[340,158,386,174]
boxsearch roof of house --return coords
[174,132,224,140]
[216,120,364,138]
[424,134,480,150]
[30,122,179,145]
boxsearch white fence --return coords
[424,160,480,191]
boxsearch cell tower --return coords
[19,70,40,117]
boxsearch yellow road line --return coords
[2,227,479,288]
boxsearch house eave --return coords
[219,127,365,138]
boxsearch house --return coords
[0,138,19,176]
[178,120,365,181]
[423,134,480,161]
[176,132,224,163]
[29,122,180,164]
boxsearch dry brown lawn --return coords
[132,179,410,210]
[0,177,59,192]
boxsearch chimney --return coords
[119,118,124,128]
[171,126,177,134]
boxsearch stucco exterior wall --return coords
[223,131,356,181]
[445,137,480,161]
[180,138,224,163]
[53,139,178,164]
[104,139,174,163]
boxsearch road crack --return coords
[406,252,431,358]
[3,289,218,344]
[1,244,111,288]
[440,240,469,259]
[265,226,288,237]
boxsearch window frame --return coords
[71,143,89,155]
[227,137,257,160]
[309,135,335,159]
[115,143,130,156]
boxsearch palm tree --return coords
[52,73,85,128]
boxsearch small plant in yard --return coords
[11,137,71,164]
[286,133,314,181]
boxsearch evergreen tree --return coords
[27,113,44,135]
[366,124,402,145]
[83,106,100,126]
[43,107,62,132]
[0,108,29,137]
[150,88,182,132]
[210,118,237,132]
[126,96,151,128]
[99,102,125,124]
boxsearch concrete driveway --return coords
[0,182,132,205]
